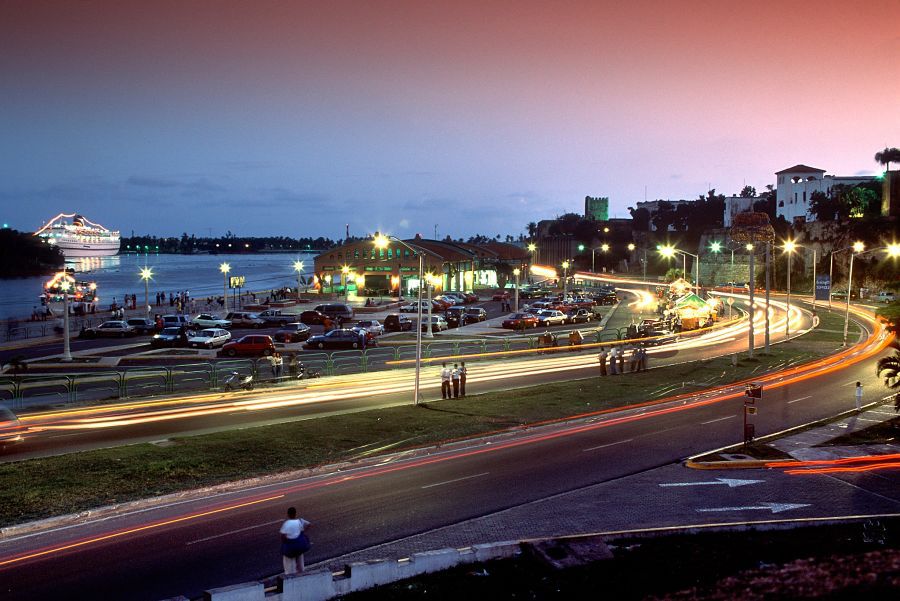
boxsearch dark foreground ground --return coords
[337,519,900,600]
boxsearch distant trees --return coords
[121,234,336,254]
[809,183,881,221]
[629,207,651,231]
[739,185,757,198]
[0,228,64,276]
[875,147,900,172]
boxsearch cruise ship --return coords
[34,213,121,257]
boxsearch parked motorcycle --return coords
[297,363,321,380]
[223,371,254,391]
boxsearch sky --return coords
[2,0,898,241]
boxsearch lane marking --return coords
[788,395,812,404]
[185,519,281,546]
[583,439,633,452]
[421,472,488,490]
[701,416,735,425]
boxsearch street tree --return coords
[875,147,900,172]
[739,185,757,198]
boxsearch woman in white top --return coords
[279,506,311,574]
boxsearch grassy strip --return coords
[0,311,859,527]
[338,520,900,601]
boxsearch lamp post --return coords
[375,233,425,405]
[219,263,230,312]
[627,243,647,281]
[782,241,796,339]
[528,242,538,277]
[293,260,305,301]
[59,276,72,362]
[562,260,570,297]
[747,243,755,359]
[139,267,153,319]
[843,241,865,346]
[513,267,521,312]
[324,274,332,293]
[425,273,434,338]
[658,246,700,293]
[341,265,350,301]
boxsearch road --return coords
[0,299,892,600]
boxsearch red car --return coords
[219,335,276,357]
[501,312,539,329]
[492,291,511,301]
[431,298,453,311]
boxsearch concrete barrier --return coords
[197,541,521,601]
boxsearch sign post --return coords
[229,275,245,309]
[815,274,830,303]
[744,383,762,445]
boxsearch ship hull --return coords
[56,241,120,258]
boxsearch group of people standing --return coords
[439,362,468,399]
[597,345,647,376]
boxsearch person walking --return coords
[440,363,451,400]
[608,347,618,375]
[451,363,461,398]
[855,381,863,412]
[279,507,311,575]
[598,347,608,376]
[459,361,467,396]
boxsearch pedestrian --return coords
[268,353,278,378]
[609,347,619,375]
[440,362,451,399]
[358,328,366,350]
[855,381,863,411]
[640,347,648,371]
[629,346,639,372]
[274,352,284,379]
[279,507,311,575]
[451,363,461,398]
[598,347,607,376]
[459,361,467,396]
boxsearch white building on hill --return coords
[776,164,875,224]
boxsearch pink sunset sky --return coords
[1,0,898,238]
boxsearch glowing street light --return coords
[341,265,351,301]
[59,276,72,362]
[658,245,700,291]
[562,260,571,297]
[219,262,230,311]
[139,266,154,319]
[513,267,521,312]
[293,260,305,301]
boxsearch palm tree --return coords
[875,341,900,411]
[874,147,900,172]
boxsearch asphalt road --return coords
[0,306,891,601]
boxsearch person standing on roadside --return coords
[598,347,608,376]
[274,352,284,379]
[608,347,618,375]
[855,381,863,411]
[440,362,451,399]
[619,345,626,373]
[459,361,468,396]
[451,363,461,398]
[279,507,311,575]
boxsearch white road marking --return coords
[582,439,633,452]
[701,416,735,425]
[788,395,812,404]
[421,472,489,489]
[697,502,810,514]
[186,519,282,545]
[660,478,763,488]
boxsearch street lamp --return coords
[843,241,865,345]
[658,245,700,292]
[782,241,796,339]
[139,266,153,319]
[341,265,350,301]
[513,267,521,312]
[424,272,435,338]
[59,276,72,362]
[628,243,648,281]
[293,260,305,301]
[219,263,230,312]
[375,233,425,405]
[527,242,538,272]
[561,260,570,297]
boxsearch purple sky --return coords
[2,0,898,240]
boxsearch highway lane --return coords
[4,298,801,460]
[0,303,889,600]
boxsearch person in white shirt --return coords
[280,506,311,574]
[855,381,863,411]
[451,363,461,398]
[440,363,451,399]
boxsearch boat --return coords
[34,213,120,257]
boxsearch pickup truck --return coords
[255,309,298,327]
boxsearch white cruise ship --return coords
[34,213,121,257]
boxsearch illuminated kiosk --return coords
[42,271,99,316]
[669,292,715,331]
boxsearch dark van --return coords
[314,303,354,321]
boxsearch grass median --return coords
[0,311,860,527]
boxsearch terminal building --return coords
[312,235,528,296]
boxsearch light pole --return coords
[425,273,434,338]
[562,260,570,297]
[323,274,332,293]
[627,243,647,281]
[528,242,539,273]
[59,276,72,362]
[513,267,521,312]
[747,243,755,359]
[293,260,305,301]
[658,246,700,293]
[341,265,350,301]
[783,241,795,339]
[140,266,153,319]
[843,241,864,345]
[375,233,425,405]
[219,263,230,312]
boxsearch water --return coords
[0,252,318,320]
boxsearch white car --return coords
[191,313,231,329]
[399,301,431,313]
[188,328,232,349]
[536,310,567,326]
[355,319,385,335]
[421,315,448,332]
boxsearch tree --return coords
[651,202,675,232]
[875,147,900,172]
[629,207,651,231]
[875,341,900,409]
[809,190,840,221]
[739,185,757,198]
[526,222,538,239]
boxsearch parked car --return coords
[304,328,365,350]
[299,310,329,325]
[274,322,312,343]
[400,301,431,313]
[441,292,468,304]
[383,314,413,332]
[431,297,454,311]
[502,313,539,329]
[594,292,618,306]
[161,314,191,329]
[225,311,266,328]
[150,327,187,348]
[566,309,594,324]
[875,291,896,303]
[355,319,384,336]
[219,335,276,357]
[536,310,567,326]
[445,306,471,327]
[433,295,458,307]
[350,326,379,346]
[256,309,298,327]
[191,313,231,329]
[465,307,488,322]
[81,320,136,338]
[421,315,449,332]
[188,328,232,349]
[125,317,156,335]
[314,303,354,321]
[0,406,25,450]
[491,291,510,301]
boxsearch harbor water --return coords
[0,252,318,321]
